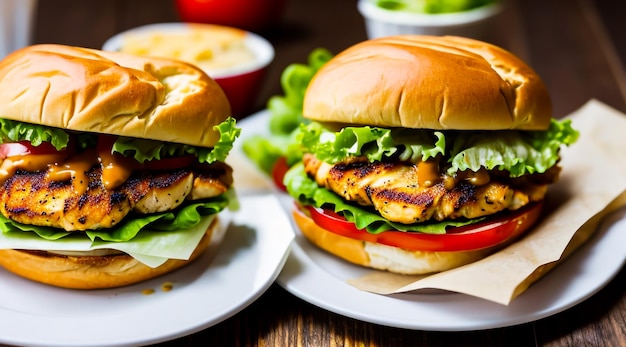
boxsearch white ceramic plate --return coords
[278,209,626,331]
[0,194,294,347]
[237,110,626,331]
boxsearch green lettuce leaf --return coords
[268,47,334,136]
[112,117,241,164]
[295,118,579,177]
[0,214,219,268]
[242,135,291,174]
[0,195,230,242]
[0,118,70,150]
[284,163,481,234]
[0,197,231,267]
[448,119,580,176]
[0,117,240,165]
[297,122,446,164]
[242,48,334,174]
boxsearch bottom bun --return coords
[292,207,536,275]
[0,217,221,289]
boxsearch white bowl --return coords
[357,0,503,40]
[102,22,275,117]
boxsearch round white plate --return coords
[0,194,293,347]
[278,208,625,331]
[236,110,626,331]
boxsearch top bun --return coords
[0,44,231,147]
[303,35,552,130]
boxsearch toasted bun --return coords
[303,35,552,130]
[0,44,231,147]
[0,218,221,289]
[292,205,539,275]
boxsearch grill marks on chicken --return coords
[303,154,551,224]
[0,163,233,231]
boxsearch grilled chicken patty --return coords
[0,162,233,231]
[303,154,558,224]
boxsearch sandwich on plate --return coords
[0,44,240,289]
[282,35,578,274]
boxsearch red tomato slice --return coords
[0,141,65,159]
[303,202,543,252]
[271,156,289,192]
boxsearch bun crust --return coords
[303,35,552,130]
[0,218,221,289]
[0,44,231,147]
[292,206,536,275]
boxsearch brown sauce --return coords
[0,147,135,191]
[416,160,491,189]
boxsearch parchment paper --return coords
[348,99,626,305]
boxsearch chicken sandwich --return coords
[0,44,240,288]
[284,35,578,274]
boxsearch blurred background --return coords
[21,0,624,120]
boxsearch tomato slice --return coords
[0,141,65,159]
[271,156,289,192]
[303,202,543,252]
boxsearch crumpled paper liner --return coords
[347,99,626,305]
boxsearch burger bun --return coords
[0,44,232,148]
[303,35,552,131]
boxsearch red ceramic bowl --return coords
[102,23,274,118]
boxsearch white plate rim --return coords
[0,195,293,347]
[277,210,626,331]
[236,109,626,331]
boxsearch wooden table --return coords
[27,0,626,346]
